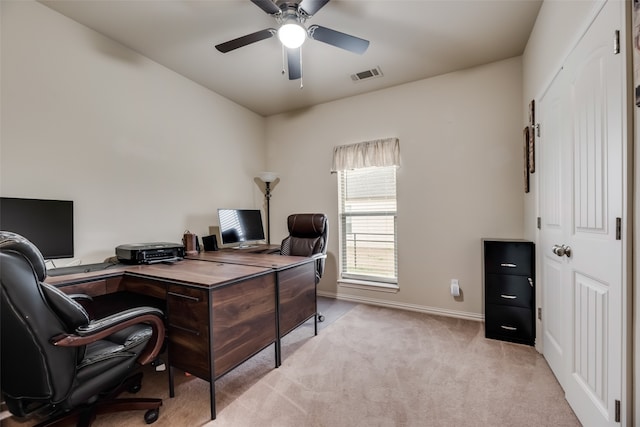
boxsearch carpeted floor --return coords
[2,300,580,427]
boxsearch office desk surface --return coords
[186,251,311,269]
[45,265,130,285]
[119,260,272,288]
[44,259,274,289]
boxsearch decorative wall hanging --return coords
[528,100,535,173]
[524,126,530,193]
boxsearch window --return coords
[338,166,398,283]
[332,137,400,285]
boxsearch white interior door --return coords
[538,68,569,389]
[539,1,624,425]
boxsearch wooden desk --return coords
[187,252,318,363]
[45,255,317,420]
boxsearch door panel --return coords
[539,66,568,388]
[539,1,624,425]
[542,258,564,375]
[564,1,622,422]
[573,272,609,413]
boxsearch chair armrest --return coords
[67,293,93,303]
[50,307,165,365]
[75,307,164,336]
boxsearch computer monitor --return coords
[0,197,74,259]
[217,209,265,248]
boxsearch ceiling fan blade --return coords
[308,25,369,54]
[215,29,275,53]
[299,0,330,16]
[250,0,281,15]
[287,48,302,80]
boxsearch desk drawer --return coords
[485,274,533,309]
[119,276,166,300]
[485,305,534,345]
[483,241,533,276]
[167,285,208,336]
[167,285,211,380]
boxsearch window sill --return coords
[338,279,399,293]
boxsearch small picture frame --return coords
[529,100,535,126]
[524,126,530,193]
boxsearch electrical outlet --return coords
[450,279,460,297]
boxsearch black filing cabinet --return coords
[483,239,535,346]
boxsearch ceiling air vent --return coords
[351,66,383,82]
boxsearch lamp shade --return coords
[258,172,278,183]
[278,22,306,49]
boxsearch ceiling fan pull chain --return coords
[299,47,304,89]
[281,44,286,75]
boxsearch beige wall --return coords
[1,1,266,264]
[265,57,524,318]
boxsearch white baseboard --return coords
[317,290,484,322]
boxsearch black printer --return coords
[116,242,185,264]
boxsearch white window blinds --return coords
[333,138,399,284]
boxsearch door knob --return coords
[552,244,572,258]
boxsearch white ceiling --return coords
[40,0,542,117]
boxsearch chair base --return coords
[33,372,162,427]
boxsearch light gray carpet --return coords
[2,302,580,426]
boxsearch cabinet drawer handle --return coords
[500,263,517,268]
[169,323,201,336]
[168,291,201,302]
[500,325,517,331]
[528,278,533,287]
[500,294,517,299]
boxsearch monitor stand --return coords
[232,243,257,250]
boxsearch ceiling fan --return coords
[215,0,369,81]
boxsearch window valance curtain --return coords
[330,137,400,172]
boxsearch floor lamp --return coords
[258,172,278,245]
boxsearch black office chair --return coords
[0,231,166,426]
[280,213,328,322]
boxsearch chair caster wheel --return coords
[144,408,159,424]
[128,383,142,394]
[318,314,325,322]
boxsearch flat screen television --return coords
[218,209,265,248]
[0,197,74,259]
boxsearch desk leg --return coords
[275,275,282,368]
[210,380,216,420]
[168,366,175,398]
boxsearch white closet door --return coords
[539,1,625,425]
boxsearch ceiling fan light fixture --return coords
[278,22,306,49]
